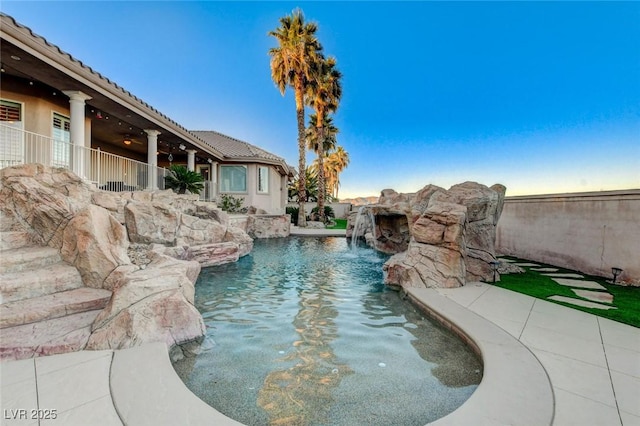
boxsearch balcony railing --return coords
[0,123,167,191]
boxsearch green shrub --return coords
[219,194,245,213]
[286,207,299,225]
[311,205,335,222]
[164,165,204,195]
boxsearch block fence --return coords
[496,189,640,284]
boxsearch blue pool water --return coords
[173,237,481,425]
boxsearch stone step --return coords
[0,230,34,250]
[0,212,19,232]
[0,287,112,329]
[0,245,61,274]
[1,262,84,303]
[0,310,102,361]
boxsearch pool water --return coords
[173,237,482,426]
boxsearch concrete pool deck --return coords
[1,283,638,425]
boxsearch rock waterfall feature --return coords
[347,182,506,289]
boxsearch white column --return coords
[211,161,218,198]
[145,129,161,190]
[186,149,197,172]
[62,91,91,178]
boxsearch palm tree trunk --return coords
[316,123,326,223]
[295,79,307,227]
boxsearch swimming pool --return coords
[173,237,482,425]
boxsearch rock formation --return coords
[0,164,255,352]
[347,181,506,289]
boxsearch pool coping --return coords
[110,285,554,425]
[0,285,555,426]
[405,286,554,426]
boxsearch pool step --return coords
[0,245,62,274]
[1,262,84,303]
[0,287,111,329]
[0,310,102,361]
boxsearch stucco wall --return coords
[288,202,354,219]
[496,190,640,283]
[218,164,287,214]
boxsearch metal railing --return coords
[199,180,217,202]
[0,123,167,191]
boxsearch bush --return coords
[286,207,299,226]
[164,165,204,195]
[311,205,335,222]
[219,194,245,213]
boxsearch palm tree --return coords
[268,9,323,227]
[306,57,342,222]
[306,113,339,218]
[164,165,204,195]
[325,146,349,199]
[288,166,318,202]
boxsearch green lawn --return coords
[495,257,640,328]
[326,219,347,230]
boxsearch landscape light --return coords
[611,267,623,284]
[489,261,500,283]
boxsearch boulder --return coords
[91,191,127,223]
[384,201,468,289]
[87,253,204,349]
[247,215,290,238]
[86,290,205,350]
[124,201,179,245]
[224,226,254,257]
[347,181,506,289]
[60,204,131,289]
[186,242,240,267]
[176,213,227,246]
[1,175,76,248]
[186,202,229,225]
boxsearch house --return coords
[0,13,292,213]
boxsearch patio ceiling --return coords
[0,13,224,161]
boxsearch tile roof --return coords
[191,130,286,163]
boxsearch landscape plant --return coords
[269,9,323,227]
[310,205,335,222]
[288,166,318,202]
[306,56,342,222]
[164,165,204,195]
[218,194,245,213]
[286,206,300,225]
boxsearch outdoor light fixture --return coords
[179,144,186,150]
[0,64,5,73]
[168,153,173,162]
[123,139,132,145]
[489,261,500,283]
[207,158,213,164]
[611,267,623,284]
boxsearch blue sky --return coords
[3,1,639,198]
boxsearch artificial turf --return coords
[326,219,347,230]
[494,257,640,328]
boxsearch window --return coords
[0,100,24,167]
[220,165,247,192]
[257,166,269,194]
[0,100,21,122]
[52,113,71,168]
